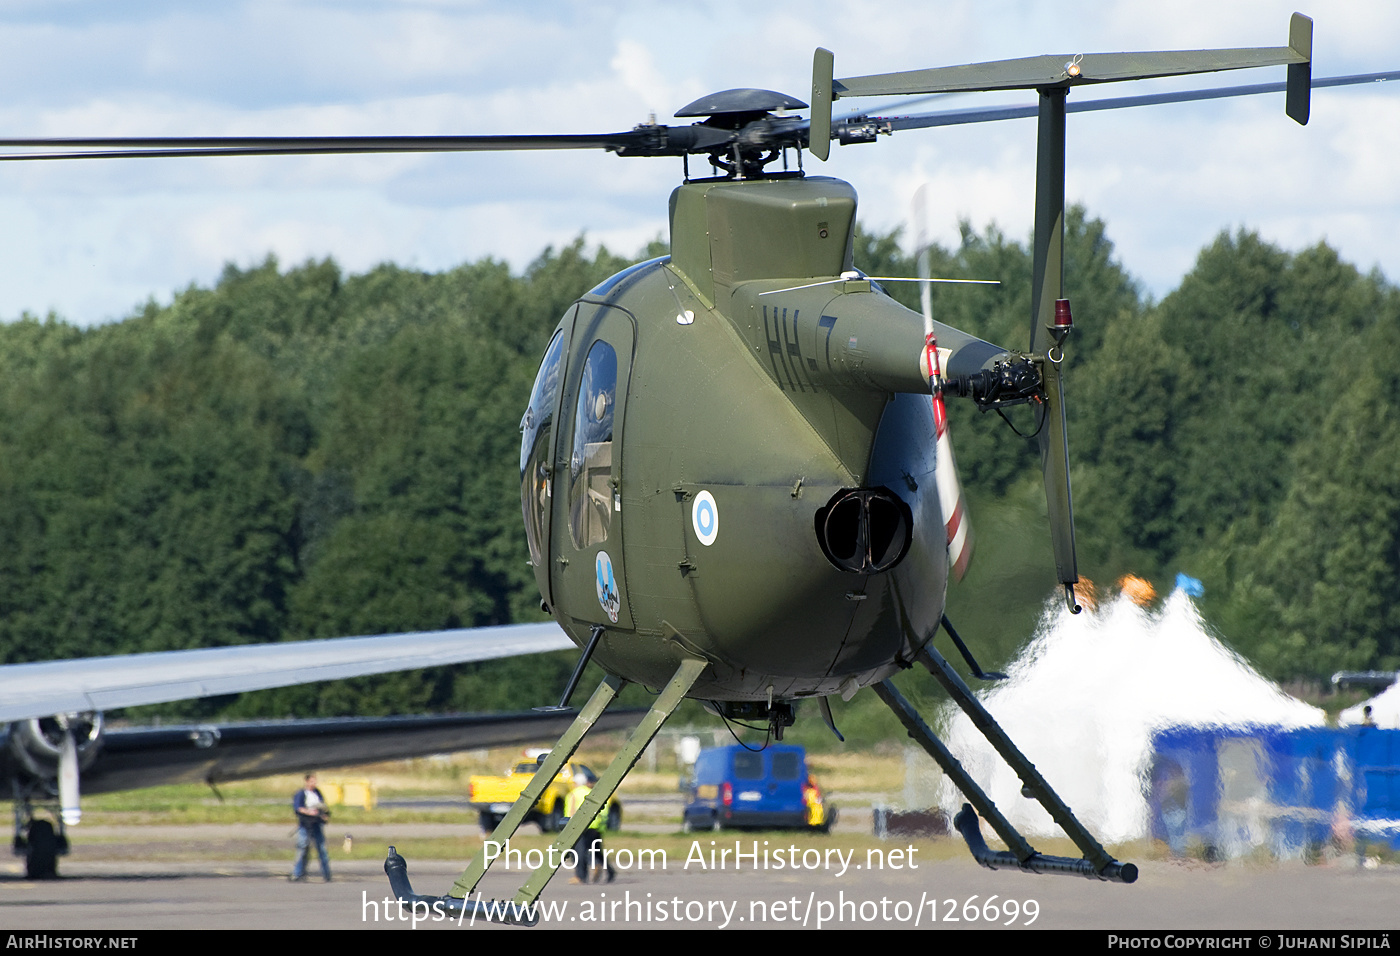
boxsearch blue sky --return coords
[0,0,1395,325]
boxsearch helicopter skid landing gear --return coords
[386,657,708,924]
[873,642,1137,884]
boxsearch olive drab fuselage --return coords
[520,175,1006,702]
[421,25,1321,898]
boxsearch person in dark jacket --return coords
[290,773,331,882]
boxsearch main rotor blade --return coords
[0,131,652,162]
[7,68,1389,163]
[846,70,1400,134]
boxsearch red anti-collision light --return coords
[1054,298,1073,328]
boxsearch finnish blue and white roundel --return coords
[692,490,719,547]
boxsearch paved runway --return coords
[2,849,1397,930]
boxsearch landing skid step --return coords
[385,656,708,920]
[873,636,1138,884]
[953,805,1138,883]
[384,847,539,926]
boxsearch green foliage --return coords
[0,238,646,718]
[1199,309,1400,676]
[2,210,1397,734]
[0,314,302,662]
[1071,231,1400,679]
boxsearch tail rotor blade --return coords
[1038,344,1079,610]
[914,187,972,581]
[924,333,973,581]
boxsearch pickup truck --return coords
[468,758,621,833]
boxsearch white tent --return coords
[936,588,1324,844]
[1339,680,1400,728]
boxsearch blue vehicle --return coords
[683,744,835,832]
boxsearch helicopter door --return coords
[551,303,635,630]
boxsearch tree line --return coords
[0,216,1392,722]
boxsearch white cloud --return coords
[0,0,1394,324]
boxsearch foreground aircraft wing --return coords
[0,622,642,859]
[22,710,642,796]
[0,622,574,723]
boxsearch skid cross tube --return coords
[384,662,709,925]
[873,680,1135,882]
[537,624,607,713]
[450,673,627,899]
[872,679,1034,861]
[912,644,1138,883]
[513,656,708,905]
[382,673,629,925]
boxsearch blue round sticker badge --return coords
[692,490,719,547]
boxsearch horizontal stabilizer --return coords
[833,15,1311,99]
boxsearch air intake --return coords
[814,487,911,574]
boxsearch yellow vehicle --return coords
[468,758,620,833]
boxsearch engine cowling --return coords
[8,712,104,824]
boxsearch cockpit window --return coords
[569,340,617,549]
[520,331,565,567]
[521,331,564,474]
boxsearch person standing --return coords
[565,774,615,884]
[290,773,331,882]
